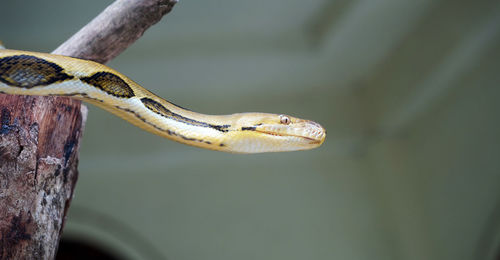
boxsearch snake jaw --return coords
[256,127,324,145]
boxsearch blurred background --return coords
[2,0,500,259]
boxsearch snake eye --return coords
[279,115,291,125]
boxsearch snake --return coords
[0,49,326,153]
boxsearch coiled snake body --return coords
[0,49,325,153]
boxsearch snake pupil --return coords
[280,115,291,125]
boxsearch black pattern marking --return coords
[81,72,134,98]
[113,105,212,145]
[241,126,257,131]
[0,55,73,88]
[212,125,231,132]
[140,97,230,132]
[47,92,104,103]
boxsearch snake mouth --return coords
[256,130,324,144]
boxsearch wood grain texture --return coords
[0,0,178,258]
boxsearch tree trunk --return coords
[0,0,178,258]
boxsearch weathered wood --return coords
[0,95,86,259]
[0,0,178,258]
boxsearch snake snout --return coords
[300,120,326,145]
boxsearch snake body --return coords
[0,49,325,153]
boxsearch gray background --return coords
[1,0,500,259]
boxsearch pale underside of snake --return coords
[0,49,326,153]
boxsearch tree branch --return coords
[0,0,178,258]
[53,0,178,63]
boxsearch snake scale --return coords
[0,49,325,153]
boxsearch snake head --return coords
[224,113,326,153]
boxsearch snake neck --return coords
[81,93,234,151]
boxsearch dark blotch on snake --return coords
[0,55,73,88]
[81,71,135,98]
[241,126,256,131]
[140,97,230,132]
[113,105,210,144]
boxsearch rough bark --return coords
[0,96,86,259]
[0,0,178,259]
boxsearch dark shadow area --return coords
[56,238,125,260]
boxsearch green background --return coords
[1,0,500,259]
